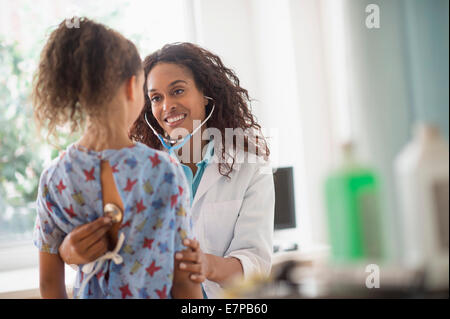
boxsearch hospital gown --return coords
[32,142,193,298]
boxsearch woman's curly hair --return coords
[129,42,269,177]
[32,17,142,139]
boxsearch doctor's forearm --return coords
[206,254,243,285]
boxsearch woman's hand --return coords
[175,238,211,283]
[58,216,113,265]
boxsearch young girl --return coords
[32,18,201,299]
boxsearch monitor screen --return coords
[273,166,297,230]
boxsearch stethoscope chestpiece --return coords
[104,203,123,223]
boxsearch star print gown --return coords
[32,143,193,299]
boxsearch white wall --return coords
[192,0,260,115]
[189,0,450,256]
[191,0,338,248]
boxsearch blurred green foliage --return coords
[0,39,79,240]
[0,39,42,239]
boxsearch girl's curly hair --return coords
[32,17,142,139]
[129,42,269,177]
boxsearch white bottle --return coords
[394,123,449,291]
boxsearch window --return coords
[0,0,191,271]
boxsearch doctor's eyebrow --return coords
[148,80,188,93]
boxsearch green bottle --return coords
[324,143,384,263]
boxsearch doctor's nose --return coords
[162,99,176,112]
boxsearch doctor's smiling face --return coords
[147,62,209,138]
[130,42,270,178]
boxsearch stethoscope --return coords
[144,96,215,155]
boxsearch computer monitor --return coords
[273,166,297,230]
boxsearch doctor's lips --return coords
[163,111,187,127]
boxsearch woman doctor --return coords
[57,42,275,298]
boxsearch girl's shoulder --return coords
[109,143,186,187]
[36,147,77,205]
[38,148,71,187]
[131,142,169,160]
[133,143,183,171]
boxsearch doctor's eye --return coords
[173,88,184,96]
[150,95,162,103]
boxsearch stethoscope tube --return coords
[144,96,215,154]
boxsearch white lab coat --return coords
[191,149,275,298]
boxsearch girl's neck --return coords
[77,120,133,152]
[77,135,134,152]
